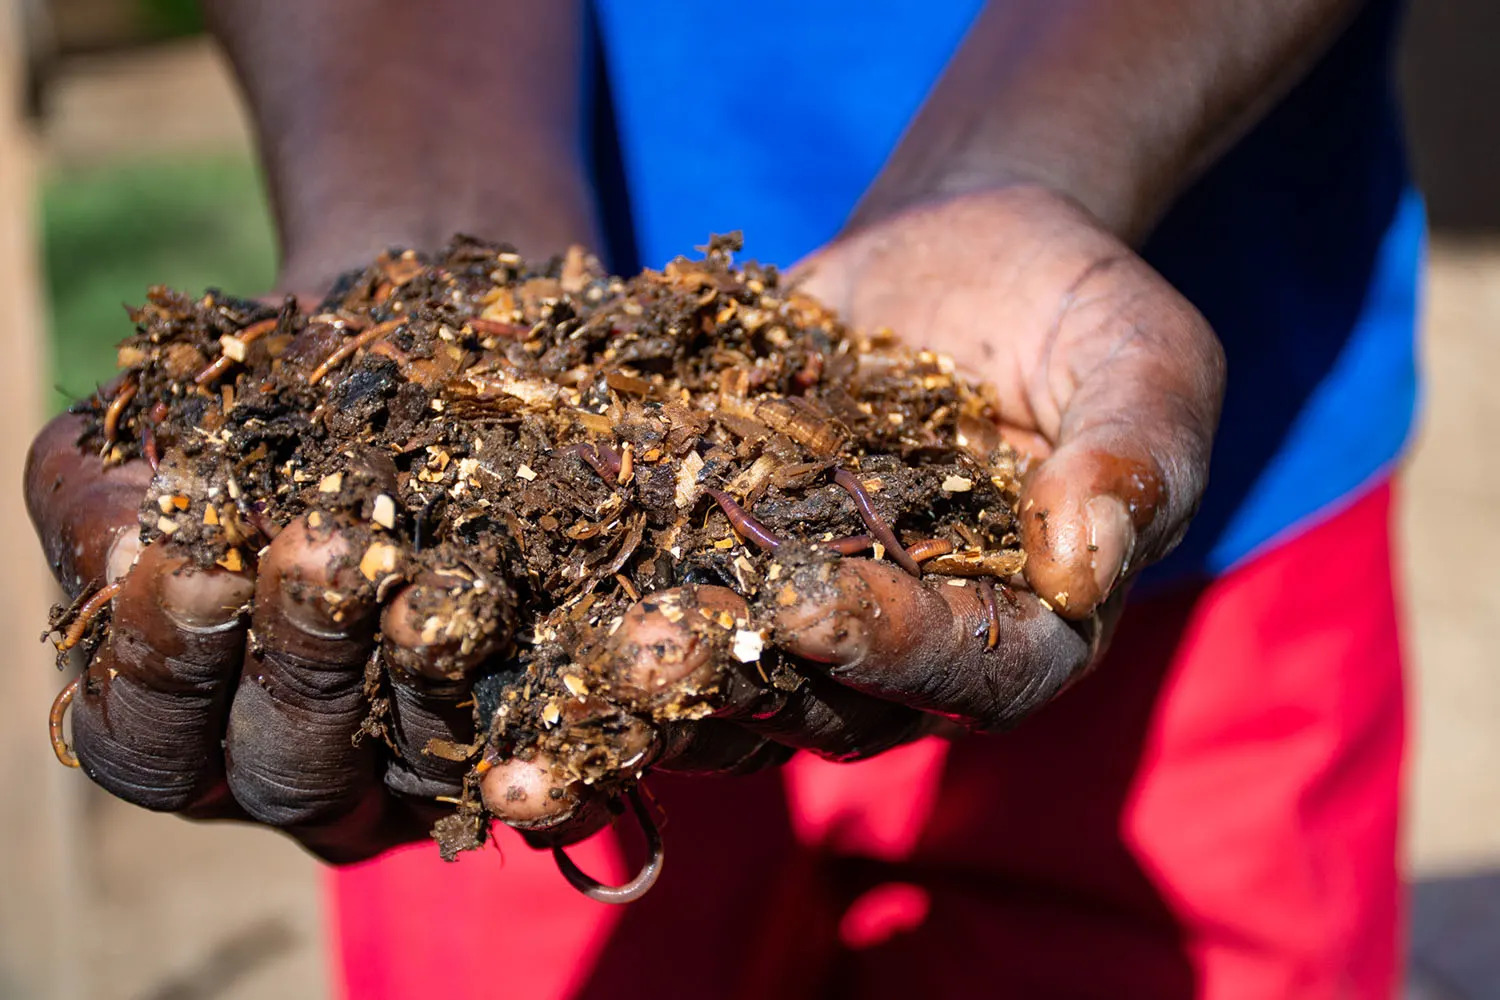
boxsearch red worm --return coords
[978,578,1000,650]
[141,401,168,472]
[552,788,663,904]
[711,489,945,566]
[823,533,872,555]
[55,582,123,653]
[102,377,138,444]
[308,318,406,385]
[194,315,280,387]
[141,426,160,472]
[49,675,83,768]
[832,468,921,576]
[707,489,783,552]
[572,443,623,483]
[906,538,954,564]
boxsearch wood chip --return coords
[372,494,397,529]
[675,451,704,508]
[219,334,248,362]
[732,629,765,663]
[359,541,399,582]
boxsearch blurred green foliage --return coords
[39,156,276,409]
[139,0,205,39]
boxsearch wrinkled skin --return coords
[24,187,1223,859]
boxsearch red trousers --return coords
[329,481,1405,999]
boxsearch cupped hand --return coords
[27,412,503,861]
[25,416,792,862]
[726,185,1225,741]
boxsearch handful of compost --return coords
[41,234,1031,900]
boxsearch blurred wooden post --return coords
[0,3,78,999]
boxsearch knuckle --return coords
[71,676,224,813]
[226,745,369,829]
[226,649,376,828]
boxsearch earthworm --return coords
[141,401,168,471]
[141,426,159,471]
[308,318,406,385]
[978,578,1000,650]
[906,538,954,563]
[823,533,872,555]
[707,489,783,552]
[818,535,956,561]
[54,581,122,653]
[709,497,947,564]
[572,443,623,483]
[193,316,280,386]
[832,468,920,576]
[551,787,663,904]
[102,376,138,444]
[49,675,83,768]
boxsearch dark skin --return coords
[25,0,1358,860]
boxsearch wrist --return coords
[842,181,1107,250]
[274,189,603,297]
[851,145,1164,248]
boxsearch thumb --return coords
[1019,284,1224,620]
[785,239,862,315]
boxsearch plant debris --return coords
[53,233,1026,862]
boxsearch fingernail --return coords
[1084,496,1133,600]
[161,566,253,629]
[105,528,142,585]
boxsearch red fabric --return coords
[327,481,1405,999]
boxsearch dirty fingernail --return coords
[1084,495,1133,600]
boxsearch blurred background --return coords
[0,1,1495,997]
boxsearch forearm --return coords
[856,0,1362,242]
[204,0,601,291]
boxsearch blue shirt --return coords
[591,0,1421,580]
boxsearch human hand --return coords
[720,185,1225,737]
[25,403,508,862]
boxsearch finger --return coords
[25,413,151,594]
[379,558,514,801]
[607,585,931,761]
[480,753,617,848]
[654,720,796,775]
[767,557,1096,731]
[70,540,253,814]
[733,676,935,761]
[1018,259,1224,618]
[224,514,388,853]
